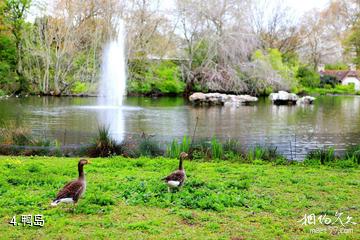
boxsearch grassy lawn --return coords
[0,156,359,239]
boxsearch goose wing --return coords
[163,170,185,182]
[55,180,84,202]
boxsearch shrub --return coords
[320,75,338,88]
[296,66,320,88]
[128,60,185,95]
[71,81,89,94]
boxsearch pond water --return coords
[1,95,360,159]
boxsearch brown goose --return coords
[51,159,90,206]
[162,152,188,192]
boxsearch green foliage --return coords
[166,135,191,158]
[247,146,281,163]
[129,60,185,95]
[296,66,320,88]
[210,137,223,159]
[344,20,360,66]
[0,34,16,89]
[304,147,336,165]
[71,81,89,94]
[344,145,360,165]
[3,0,31,93]
[138,135,163,157]
[304,84,357,95]
[320,74,338,88]
[87,125,119,157]
[252,48,299,89]
[325,63,348,70]
[192,40,211,68]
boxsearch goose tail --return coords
[51,199,60,206]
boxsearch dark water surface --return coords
[1,95,360,159]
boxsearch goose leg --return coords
[167,186,171,193]
[72,202,77,213]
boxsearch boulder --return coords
[189,92,206,102]
[269,91,298,105]
[189,92,258,106]
[297,96,316,104]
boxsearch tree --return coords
[4,0,31,93]
[345,19,360,66]
[22,0,123,95]
[249,0,302,60]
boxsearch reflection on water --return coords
[1,96,360,159]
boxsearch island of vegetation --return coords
[0,0,360,98]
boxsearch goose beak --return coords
[87,161,92,164]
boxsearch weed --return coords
[138,133,163,157]
[166,135,191,158]
[211,136,223,159]
[305,147,336,165]
[87,125,119,157]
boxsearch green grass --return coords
[303,85,360,95]
[0,156,359,239]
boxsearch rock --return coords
[189,92,206,102]
[189,92,258,106]
[297,96,316,104]
[269,91,298,105]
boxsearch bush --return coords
[320,75,338,88]
[128,60,185,95]
[71,81,89,94]
[296,66,320,88]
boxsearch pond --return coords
[1,95,360,159]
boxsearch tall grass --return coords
[88,125,119,157]
[210,137,223,159]
[305,147,336,165]
[166,135,191,158]
[138,133,163,157]
[247,146,281,162]
[0,122,32,145]
[344,145,360,165]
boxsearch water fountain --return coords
[98,20,127,142]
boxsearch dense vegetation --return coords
[0,156,359,239]
[0,0,360,97]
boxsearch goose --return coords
[51,159,90,206]
[162,152,188,192]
